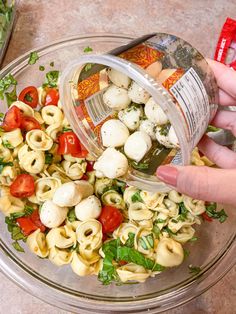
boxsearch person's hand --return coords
[156,60,236,205]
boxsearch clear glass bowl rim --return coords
[0,33,235,313]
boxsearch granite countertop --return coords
[1,0,236,313]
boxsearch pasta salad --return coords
[0,54,227,285]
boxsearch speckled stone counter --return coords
[1,0,236,313]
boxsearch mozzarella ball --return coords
[101,119,129,147]
[94,147,128,179]
[124,131,152,162]
[157,69,176,84]
[155,126,173,148]
[75,195,102,221]
[139,119,156,140]
[168,125,179,147]
[103,85,131,110]
[144,97,168,125]
[107,68,131,89]
[128,81,150,104]
[118,105,143,131]
[145,61,162,78]
[40,200,68,228]
[53,182,82,207]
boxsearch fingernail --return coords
[156,165,178,186]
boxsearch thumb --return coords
[156,165,236,205]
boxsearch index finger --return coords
[207,59,236,99]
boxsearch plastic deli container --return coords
[60,33,218,192]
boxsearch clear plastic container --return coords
[60,33,218,192]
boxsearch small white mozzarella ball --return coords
[40,200,68,228]
[124,131,152,162]
[75,195,102,221]
[145,61,162,78]
[94,147,128,179]
[103,85,131,110]
[107,68,131,89]
[157,69,176,84]
[128,81,150,104]
[144,97,168,125]
[155,126,173,148]
[101,119,129,147]
[53,182,82,207]
[168,125,179,147]
[139,119,156,140]
[118,106,143,131]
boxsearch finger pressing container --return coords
[60,33,218,192]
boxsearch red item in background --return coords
[214,17,236,70]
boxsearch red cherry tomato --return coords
[99,206,123,233]
[86,161,94,172]
[20,116,41,132]
[44,88,59,106]
[2,106,23,131]
[16,217,38,236]
[57,131,82,155]
[30,210,46,232]
[17,209,46,236]
[201,212,213,222]
[10,174,35,198]
[71,143,88,158]
[18,86,38,108]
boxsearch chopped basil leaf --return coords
[67,208,77,222]
[131,160,149,170]
[83,46,93,53]
[188,265,201,275]
[2,140,13,149]
[5,85,17,106]
[139,234,154,250]
[45,152,53,165]
[0,112,4,122]
[28,51,39,65]
[12,241,25,253]
[0,2,13,48]
[177,202,188,222]
[9,212,25,219]
[152,223,161,238]
[50,61,54,67]
[163,226,177,236]
[113,179,126,194]
[206,125,220,133]
[131,190,143,203]
[39,65,45,71]
[84,63,93,72]
[184,248,190,258]
[24,93,33,102]
[62,126,72,133]
[11,226,26,241]
[159,123,171,136]
[205,203,228,223]
[0,73,17,100]
[24,205,34,216]
[124,232,135,248]
[0,157,13,173]
[43,70,59,88]
[155,218,167,224]
[189,236,198,242]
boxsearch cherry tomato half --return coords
[20,116,41,132]
[44,88,59,106]
[86,161,95,172]
[57,131,82,155]
[10,174,35,198]
[17,217,38,236]
[19,86,39,108]
[17,209,46,236]
[2,106,23,131]
[99,206,123,233]
[30,209,46,232]
[71,142,88,158]
[201,212,213,222]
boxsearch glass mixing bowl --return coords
[0,34,235,314]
